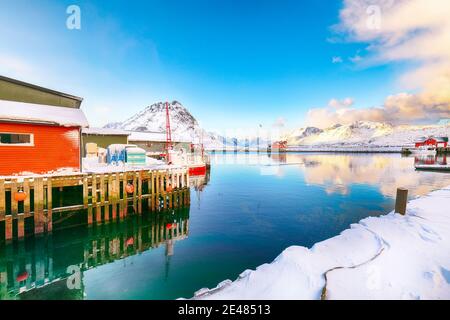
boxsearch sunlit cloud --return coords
[306,0,450,128]
[328,98,355,109]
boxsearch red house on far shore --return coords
[415,136,448,148]
[0,76,89,176]
[271,140,288,151]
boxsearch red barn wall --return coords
[0,122,80,176]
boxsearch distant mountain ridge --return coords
[285,121,450,148]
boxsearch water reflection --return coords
[210,152,450,198]
[0,208,190,300]
[414,154,448,165]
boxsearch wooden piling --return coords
[100,174,105,206]
[121,172,127,219]
[46,178,53,233]
[0,180,5,228]
[151,171,156,211]
[34,178,44,234]
[23,178,30,215]
[395,188,408,215]
[114,173,120,220]
[132,172,137,212]
[137,172,142,214]
[83,176,88,209]
[107,174,113,222]
[10,179,18,220]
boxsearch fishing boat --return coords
[186,144,209,176]
[163,101,209,176]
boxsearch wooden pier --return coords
[437,147,450,154]
[0,168,190,241]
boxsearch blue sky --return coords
[0,0,403,131]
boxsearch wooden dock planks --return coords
[1,168,190,241]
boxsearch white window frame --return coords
[0,132,35,147]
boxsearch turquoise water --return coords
[1,152,450,299]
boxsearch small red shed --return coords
[0,100,88,176]
[271,141,288,151]
[415,136,448,148]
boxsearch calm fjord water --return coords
[2,152,450,300]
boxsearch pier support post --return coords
[395,188,408,215]
[46,178,53,233]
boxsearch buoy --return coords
[166,223,175,229]
[125,183,134,194]
[126,237,134,246]
[14,190,27,202]
[16,271,28,282]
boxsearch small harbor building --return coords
[128,131,192,155]
[0,75,88,176]
[81,127,130,157]
[415,137,448,148]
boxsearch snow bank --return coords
[191,186,450,300]
[0,100,89,127]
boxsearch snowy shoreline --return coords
[190,186,450,300]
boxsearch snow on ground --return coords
[191,186,450,300]
[81,157,173,174]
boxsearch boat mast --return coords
[165,101,173,164]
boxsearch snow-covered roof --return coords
[416,136,448,142]
[128,131,191,143]
[82,127,130,136]
[0,100,89,127]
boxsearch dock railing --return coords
[0,167,190,241]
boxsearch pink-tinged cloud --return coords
[306,0,450,128]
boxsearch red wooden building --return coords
[271,140,288,151]
[0,76,88,176]
[415,137,448,148]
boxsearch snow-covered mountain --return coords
[105,101,196,135]
[104,101,224,148]
[285,121,450,148]
[105,102,449,150]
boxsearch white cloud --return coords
[349,54,362,63]
[332,56,343,63]
[328,98,355,109]
[306,0,450,128]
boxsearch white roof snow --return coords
[82,127,130,136]
[0,100,89,127]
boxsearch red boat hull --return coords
[189,165,207,176]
